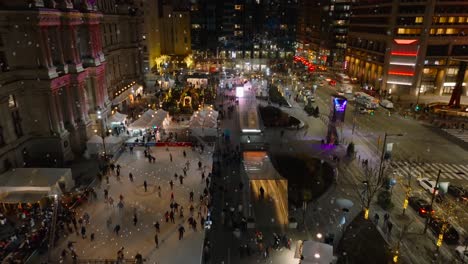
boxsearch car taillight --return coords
[420,209,426,214]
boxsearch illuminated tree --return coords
[154,55,171,74]
[184,54,194,69]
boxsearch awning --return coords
[0,168,74,203]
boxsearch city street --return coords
[49,146,213,263]
[269,70,468,263]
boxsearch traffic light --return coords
[415,105,420,112]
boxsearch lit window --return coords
[439,17,447,23]
[235,5,242,10]
[448,17,455,23]
[234,24,241,29]
[458,17,466,23]
[234,31,243,36]
[415,17,423,23]
[192,24,201,29]
[446,28,458,34]
[436,28,444,35]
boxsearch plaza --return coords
[50,145,213,263]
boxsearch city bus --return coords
[354,92,379,109]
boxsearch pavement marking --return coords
[391,161,468,181]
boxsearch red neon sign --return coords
[391,52,418,56]
[388,71,414,76]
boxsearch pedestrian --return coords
[144,180,148,192]
[81,226,86,239]
[165,211,169,223]
[174,202,179,213]
[189,191,194,202]
[201,172,205,181]
[178,225,185,240]
[133,213,138,226]
[170,180,173,190]
[106,175,109,184]
[374,213,380,225]
[383,213,390,226]
[198,161,202,170]
[171,192,174,201]
[108,196,114,207]
[170,211,175,223]
[183,167,187,177]
[192,219,197,231]
[129,145,133,153]
[387,221,393,236]
[170,153,173,162]
[104,189,108,200]
[180,206,184,218]
[158,185,162,197]
[183,150,186,158]
[90,233,95,241]
[179,175,184,185]
[185,160,190,169]
[114,224,121,235]
[174,173,178,180]
[129,173,134,182]
[154,233,159,248]
[152,156,156,163]
[154,221,160,233]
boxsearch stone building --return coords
[0,0,109,171]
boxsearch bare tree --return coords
[357,166,389,219]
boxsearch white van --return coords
[380,99,394,109]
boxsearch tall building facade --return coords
[98,0,144,112]
[345,0,468,96]
[297,0,352,67]
[0,0,108,171]
[189,0,297,71]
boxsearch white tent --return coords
[108,112,127,126]
[0,168,74,203]
[189,107,219,137]
[129,109,156,131]
[148,110,169,129]
[86,134,124,155]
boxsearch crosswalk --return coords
[390,161,468,181]
[443,129,468,143]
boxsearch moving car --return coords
[417,178,439,195]
[427,217,460,245]
[380,99,394,109]
[448,185,468,202]
[455,245,468,262]
[408,196,434,217]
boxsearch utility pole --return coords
[423,169,441,234]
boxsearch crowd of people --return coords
[59,142,214,263]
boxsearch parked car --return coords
[448,185,468,202]
[427,217,460,245]
[359,107,368,114]
[455,245,468,262]
[417,178,439,195]
[408,196,434,217]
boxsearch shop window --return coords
[448,17,456,23]
[439,17,447,23]
[442,86,454,94]
[415,17,423,23]
[447,68,458,75]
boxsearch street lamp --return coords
[378,132,404,181]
